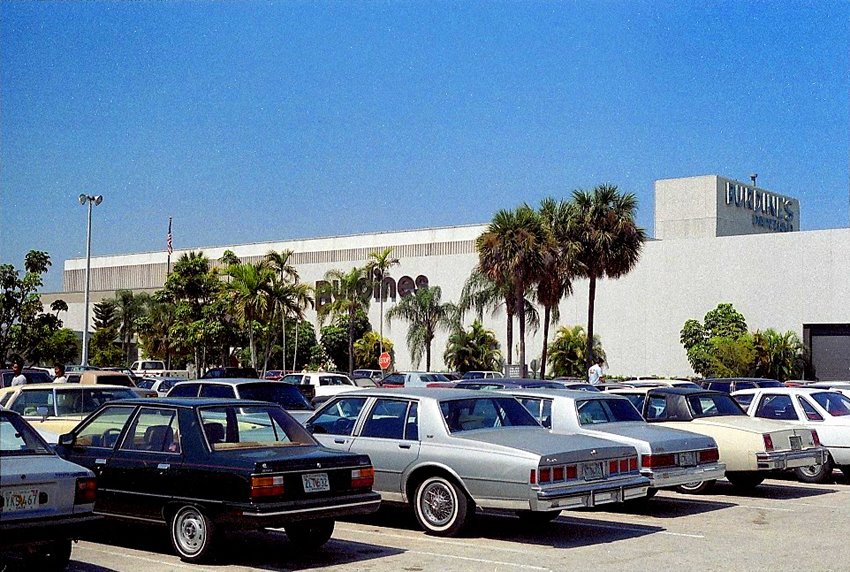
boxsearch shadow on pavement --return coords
[590,494,736,517]
[80,520,403,571]
[711,479,839,500]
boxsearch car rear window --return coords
[439,398,538,432]
[198,405,315,450]
[810,392,850,417]
[688,394,746,417]
[94,374,134,387]
[0,414,52,456]
[577,398,644,424]
[238,384,313,410]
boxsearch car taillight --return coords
[251,475,285,498]
[533,465,578,484]
[643,454,676,468]
[539,467,551,483]
[74,477,97,504]
[529,469,537,484]
[698,448,720,464]
[763,434,775,452]
[629,456,638,471]
[351,467,374,489]
[811,430,821,447]
[608,456,639,475]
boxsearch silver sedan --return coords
[305,388,649,536]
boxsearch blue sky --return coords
[2,1,848,292]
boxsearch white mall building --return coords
[46,175,850,380]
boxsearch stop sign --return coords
[379,352,391,370]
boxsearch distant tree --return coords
[93,300,117,331]
[564,184,646,368]
[320,312,371,372]
[548,325,605,378]
[386,286,456,371]
[707,334,756,378]
[752,329,807,381]
[366,247,400,358]
[443,321,501,373]
[317,267,372,374]
[681,303,751,377]
[225,262,275,369]
[353,331,394,370]
[114,289,149,365]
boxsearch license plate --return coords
[582,461,604,481]
[1,488,39,513]
[789,436,802,451]
[679,451,697,467]
[302,473,330,493]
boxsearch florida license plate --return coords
[1,488,39,513]
[679,451,697,467]
[582,462,604,481]
[302,473,330,493]
[789,436,802,451]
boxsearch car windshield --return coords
[421,374,449,382]
[440,397,539,432]
[0,414,52,456]
[198,405,315,450]
[756,380,783,388]
[577,398,644,424]
[810,392,850,417]
[136,379,155,389]
[687,394,746,417]
[237,384,313,410]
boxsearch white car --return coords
[281,372,359,404]
[503,389,725,493]
[732,387,850,483]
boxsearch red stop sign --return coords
[379,352,391,370]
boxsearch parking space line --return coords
[564,520,705,539]
[75,545,212,571]
[409,550,552,571]
[734,505,795,512]
[335,526,532,554]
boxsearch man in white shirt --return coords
[10,360,27,386]
[53,363,68,383]
[588,357,605,385]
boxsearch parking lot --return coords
[67,476,849,572]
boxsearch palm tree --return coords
[443,320,502,373]
[548,325,605,378]
[537,198,575,379]
[366,247,400,362]
[264,249,299,370]
[476,205,549,375]
[114,289,150,365]
[317,267,372,375]
[226,262,276,369]
[386,286,455,371]
[565,184,646,369]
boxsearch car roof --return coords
[173,378,278,386]
[498,388,630,401]
[335,387,502,400]
[108,397,278,408]
[701,377,780,383]
[0,382,136,391]
[733,387,841,395]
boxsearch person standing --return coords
[588,356,605,385]
[10,360,27,386]
[53,363,68,383]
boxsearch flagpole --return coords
[165,216,173,371]
[167,216,173,276]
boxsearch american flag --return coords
[167,217,173,255]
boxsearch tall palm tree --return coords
[317,267,372,375]
[537,198,576,379]
[565,184,646,369]
[114,289,150,365]
[366,247,400,362]
[226,262,276,369]
[264,249,299,370]
[386,286,454,371]
[476,205,549,375]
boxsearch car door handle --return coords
[95,458,107,465]
[398,443,412,449]
[333,438,347,444]
[157,463,170,471]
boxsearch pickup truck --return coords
[280,371,359,405]
[129,360,189,379]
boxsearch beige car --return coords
[612,386,828,493]
[0,383,138,439]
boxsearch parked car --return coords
[306,388,649,536]
[461,371,504,380]
[352,369,384,383]
[166,379,316,423]
[281,372,358,404]
[54,398,381,562]
[502,389,725,494]
[453,379,569,391]
[0,383,139,439]
[380,372,452,388]
[201,367,259,379]
[75,371,157,398]
[550,381,601,392]
[263,369,286,381]
[0,368,53,388]
[698,378,783,393]
[611,387,827,493]
[102,367,141,383]
[801,381,850,399]
[136,376,184,397]
[0,409,98,570]
[732,387,850,483]
[129,360,189,379]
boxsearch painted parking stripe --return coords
[74,545,212,571]
[568,520,705,539]
[734,504,795,512]
[409,550,552,571]
[335,526,533,554]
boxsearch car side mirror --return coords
[36,406,50,420]
[58,433,75,447]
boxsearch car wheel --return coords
[725,471,765,490]
[170,504,216,563]
[676,479,716,494]
[414,475,471,536]
[284,519,335,550]
[794,456,834,484]
[516,510,560,526]
[32,539,72,571]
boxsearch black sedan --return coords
[54,398,380,562]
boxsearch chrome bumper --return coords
[645,462,727,489]
[533,474,650,510]
[756,447,828,470]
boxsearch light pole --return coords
[79,194,103,366]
